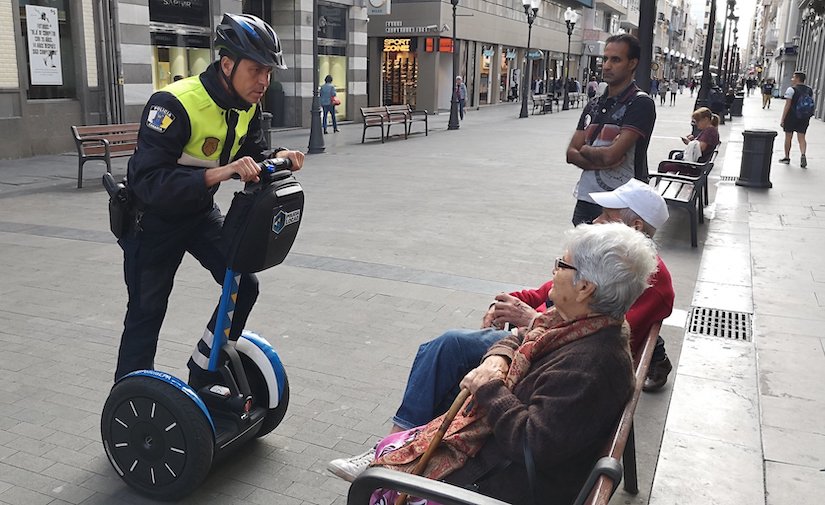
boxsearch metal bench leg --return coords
[622,424,639,494]
[362,127,366,144]
[689,206,698,247]
[77,158,85,189]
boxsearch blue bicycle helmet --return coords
[215,13,287,70]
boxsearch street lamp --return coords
[307,0,325,153]
[562,7,580,111]
[447,0,460,130]
[518,0,540,118]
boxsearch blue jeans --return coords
[322,105,338,131]
[392,328,509,430]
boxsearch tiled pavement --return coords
[0,90,819,505]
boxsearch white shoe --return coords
[327,446,376,482]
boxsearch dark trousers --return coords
[115,205,259,381]
[572,200,603,226]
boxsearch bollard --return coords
[736,129,778,188]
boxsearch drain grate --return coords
[719,175,739,182]
[687,307,752,341]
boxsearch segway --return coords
[101,158,304,500]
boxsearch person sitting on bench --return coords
[328,181,675,497]
[659,107,720,176]
[337,223,659,505]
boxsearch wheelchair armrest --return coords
[347,467,510,505]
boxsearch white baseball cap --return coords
[589,179,669,229]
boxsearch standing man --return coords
[761,78,775,109]
[114,13,305,387]
[565,34,656,225]
[455,76,468,120]
[779,71,814,168]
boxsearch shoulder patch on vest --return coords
[202,137,220,156]
[146,106,175,133]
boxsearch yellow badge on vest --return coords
[146,106,175,133]
[202,137,220,156]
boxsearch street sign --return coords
[527,49,544,60]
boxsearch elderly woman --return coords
[368,222,659,505]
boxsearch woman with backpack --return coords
[779,71,815,168]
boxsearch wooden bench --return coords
[386,104,429,137]
[346,323,665,505]
[531,94,548,114]
[572,322,662,505]
[360,106,408,144]
[71,123,139,188]
[650,150,718,247]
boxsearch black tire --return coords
[101,376,214,501]
[239,354,290,437]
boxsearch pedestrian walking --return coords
[779,71,814,168]
[669,80,677,105]
[565,33,656,225]
[761,78,774,109]
[658,79,667,106]
[319,74,340,134]
[455,76,467,120]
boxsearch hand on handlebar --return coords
[274,149,305,171]
[227,156,261,183]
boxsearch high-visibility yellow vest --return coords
[164,76,257,168]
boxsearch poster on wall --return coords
[26,5,62,86]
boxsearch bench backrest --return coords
[360,106,388,117]
[581,321,663,505]
[72,123,140,156]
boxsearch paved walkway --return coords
[649,92,825,504]
[0,90,819,505]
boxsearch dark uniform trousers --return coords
[114,205,259,381]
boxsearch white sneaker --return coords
[327,446,376,482]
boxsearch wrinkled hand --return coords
[460,356,509,395]
[227,156,261,182]
[488,293,539,329]
[275,149,305,171]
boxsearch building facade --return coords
[0,0,369,158]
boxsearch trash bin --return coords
[260,112,273,149]
[261,112,273,131]
[730,93,744,116]
[736,129,778,188]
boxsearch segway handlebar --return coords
[230,157,294,184]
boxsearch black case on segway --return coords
[222,172,304,273]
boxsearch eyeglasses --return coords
[555,257,578,271]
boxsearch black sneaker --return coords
[801,154,807,168]
[643,356,673,392]
[188,368,223,392]
[778,157,790,164]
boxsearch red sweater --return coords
[509,256,674,359]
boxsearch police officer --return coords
[114,14,305,387]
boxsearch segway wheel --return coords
[239,354,290,438]
[101,376,214,501]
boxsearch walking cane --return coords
[393,388,472,505]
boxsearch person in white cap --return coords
[327,179,675,483]
[590,178,675,391]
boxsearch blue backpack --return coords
[794,85,815,119]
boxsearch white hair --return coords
[563,222,659,319]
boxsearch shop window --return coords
[148,0,209,27]
[382,38,418,107]
[480,45,493,103]
[318,3,348,118]
[18,0,76,99]
[150,32,211,90]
